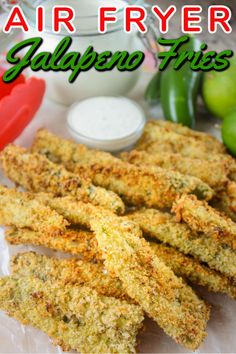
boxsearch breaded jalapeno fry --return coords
[10,239,236,300]
[31,129,214,207]
[173,195,236,245]
[0,145,124,214]
[11,252,128,300]
[135,122,236,180]
[129,208,236,278]
[35,193,113,229]
[121,150,230,191]
[146,120,226,153]
[1,188,210,350]
[2,186,235,279]
[0,276,143,354]
[6,227,100,261]
[149,242,236,299]
[91,216,210,350]
[0,185,68,233]
[211,181,236,222]
[136,121,226,157]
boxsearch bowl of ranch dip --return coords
[67,96,146,152]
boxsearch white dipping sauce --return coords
[67,97,146,152]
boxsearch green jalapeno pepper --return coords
[145,70,161,103]
[159,36,202,128]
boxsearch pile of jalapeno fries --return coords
[0,120,235,353]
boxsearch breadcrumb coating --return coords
[211,181,236,222]
[91,215,210,350]
[148,120,226,153]
[0,276,143,353]
[6,227,100,261]
[0,145,125,214]
[4,189,209,349]
[173,195,236,248]
[121,150,229,191]
[136,121,225,157]
[0,185,68,233]
[149,242,236,299]
[35,193,113,229]
[7,225,236,299]
[135,123,236,180]
[11,252,128,300]
[31,129,214,207]
[129,208,236,278]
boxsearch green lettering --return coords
[173,51,195,70]
[158,35,189,71]
[109,52,129,70]
[3,37,42,83]
[31,52,51,71]
[214,50,234,71]
[69,46,97,83]
[94,51,112,71]
[196,51,216,71]
[60,52,80,70]
[50,36,73,70]
[118,51,145,71]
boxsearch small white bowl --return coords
[67,96,146,152]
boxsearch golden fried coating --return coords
[3,186,235,278]
[129,208,236,278]
[11,252,128,300]
[173,195,236,247]
[91,216,210,350]
[9,227,236,300]
[136,122,222,156]
[136,123,236,176]
[0,185,68,233]
[6,227,100,261]
[2,189,108,231]
[0,145,125,214]
[0,276,144,353]
[211,181,236,222]
[141,142,236,181]
[8,225,236,299]
[121,150,229,191]
[149,242,236,299]
[36,193,113,229]
[230,169,236,182]
[148,120,226,153]
[31,129,214,207]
